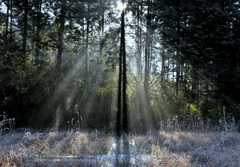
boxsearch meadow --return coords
[1,122,240,166]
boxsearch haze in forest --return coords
[0,0,240,133]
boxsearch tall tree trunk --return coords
[116,31,122,140]
[97,0,105,65]
[4,0,10,55]
[161,50,166,82]
[85,2,90,74]
[176,51,180,96]
[175,19,181,96]
[143,0,152,130]
[55,0,66,84]
[22,0,28,61]
[144,3,150,99]
[101,13,104,35]
[166,55,170,80]
[121,1,129,163]
[136,0,146,133]
[116,0,129,164]
[191,69,197,100]
[35,0,42,61]
[9,0,13,45]
[116,0,129,138]
[136,0,143,82]
[86,19,89,73]
[122,6,128,137]
[99,12,104,61]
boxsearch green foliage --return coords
[97,78,116,96]
[0,53,54,127]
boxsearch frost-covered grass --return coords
[0,112,15,135]
[0,129,240,167]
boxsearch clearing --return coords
[0,129,240,166]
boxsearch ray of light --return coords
[116,0,127,11]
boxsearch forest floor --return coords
[0,129,240,167]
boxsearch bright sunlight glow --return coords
[116,1,127,11]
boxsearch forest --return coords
[1,0,240,166]
[1,0,240,131]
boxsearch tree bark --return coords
[116,1,129,164]
[122,3,128,136]
[22,0,28,60]
[35,0,42,60]
[4,0,10,55]
[55,0,66,84]
[136,0,146,133]
[161,50,166,82]
[85,2,90,74]
[175,17,181,96]
[9,0,13,45]
[144,0,151,98]
[143,0,152,130]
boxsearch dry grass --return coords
[0,129,240,166]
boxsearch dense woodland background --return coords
[1,0,240,132]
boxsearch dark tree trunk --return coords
[144,3,150,99]
[99,11,105,62]
[161,51,166,82]
[22,0,28,60]
[175,17,181,96]
[116,33,122,139]
[116,0,129,165]
[122,8,128,136]
[9,0,13,45]
[4,0,10,55]
[85,3,90,74]
[136,0,145,133]
[55,0,66,84]
[143,0,152,130]
[35,0,42,60]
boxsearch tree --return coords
[1,0,240,129]
[154,0,240,119]
[116,0,129,164]
[55,0,66,84]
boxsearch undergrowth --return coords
[0,128,240,166]
[0,113,239,166]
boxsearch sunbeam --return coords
[116,0,127,11]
